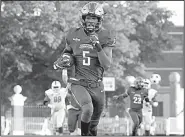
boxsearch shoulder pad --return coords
[127,87,134,93]
[45,89,53,96]
[149,89,158,94]
[58,88,66,93]
[67,27,81,34]
[61,87,67,91]
[66,27,82,42]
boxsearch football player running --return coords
[142,79,158,136]
[43,81,68,135]
[113,77,148,136]
[54,2,115,136]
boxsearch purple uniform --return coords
[127,87,148,110]
[66,27,115,81]
[127,87,148,136]
[64,27,115,136]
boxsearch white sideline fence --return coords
[1,115,172,135]
[1,105,184,135]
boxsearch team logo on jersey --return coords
[73,38,80,41]
[79,44,93,49]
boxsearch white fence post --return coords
[9,85,27,135]
[169,72,181,117]
[168,72,184,135]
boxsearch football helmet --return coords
[54,53,74,69]
[80,2,105,33]
[51,81,61,90]
[134,77,145,89]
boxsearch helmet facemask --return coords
[135,77,145,89]
[51,81,61,92]
[82,14,102,34]
[81,2,104,34]
[52,86,60,92]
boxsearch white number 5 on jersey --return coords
[83,51,90,66]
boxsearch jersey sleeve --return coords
[63,28,76,53]
[44,89,51,103]
[127,87,132,96]
[152,91,158,102]
[45,89,50,97]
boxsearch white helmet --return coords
[125,76,136,87]
[51,81,61,90]
[13,85,22,94]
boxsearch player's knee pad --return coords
[81,102,93,123]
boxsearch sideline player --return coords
[54,2,116,136]
[142,79,158,136]
[43,81,68,135]
[113,77,148,136]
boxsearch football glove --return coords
[53,53,74,69]
[90,34,102,52]
[144,97,150,102]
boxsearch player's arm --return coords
[54,31,73,69]
[113,89,130,100]
[97,46,113,70]
[43,93,50,106]
[150,93,158,107]
[90,32,115,70]
[61,30,73,55]
[62,38,73,55]
[119,89,130,98]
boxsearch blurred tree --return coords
[1,1,174,104]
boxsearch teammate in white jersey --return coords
[43,81,68,135]
[142,79,158,136]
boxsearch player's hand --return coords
[145,102,150,107]
[90,34,102,52]
[144,97,150,102]
[47,104,54,108]
[53,58,66,70]
[53,55,71,69]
